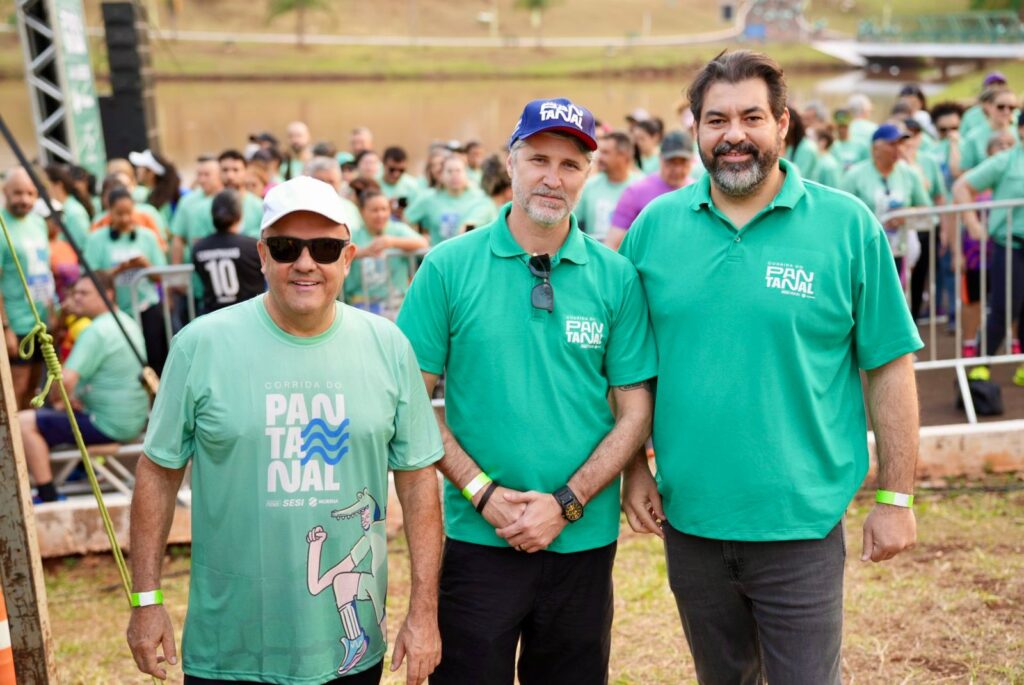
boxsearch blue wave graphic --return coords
[300,418,351,466]
[301,418,349,440]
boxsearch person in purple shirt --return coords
[605,130,696,250]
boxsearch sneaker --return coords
[31,494,68,505]
[1014,365,1024,387]
[968,365,991,382]
[337,631,368,675]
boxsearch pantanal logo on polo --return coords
[565,315,605,349]
[765,261,816,299]
[540,101,584,127]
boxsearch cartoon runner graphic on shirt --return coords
[306,488,387,675]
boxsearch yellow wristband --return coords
[461,473,492,501]
[875,490,914,508]
[130,590,164,607]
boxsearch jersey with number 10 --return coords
[192,232,265,313]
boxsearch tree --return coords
[267,0,333,48]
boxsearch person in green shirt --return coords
[344,179,428,316]
[380,146,420,217]
[169,157,223,266]
[960,72,1009,138]
[1,167,56,409]
[632,118,663,174]
[847,93,878,147]
[84,187,168,374]
[809,126,843,188]
[953,112,1024,384]
[127,175,444,685]
[576,130,644,241]
[129,149,182,231]
[829,108,870,171]
[45,163,95,247]
[620,51,923,684]
[956,88,1020,175]
[465,140,485,187]
[18,271,148,503]
[784,106,818,180]
[398,97,656,684]
[404,154,492,245]
[841,123,933,286]
[218,149,265,238]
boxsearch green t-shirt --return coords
[344,221,420,307]
[849,118,878,148]
[811,151,842,189]
[911,153,948,202]
[576,171,644,240]
[960,104,986,137]
[829,137,870,172]
[380,174,420,205]
[60,195,93,247]
[959,123,1020,173]
[169,190,206,240]
[840,159,932,221]
[176,191,264,243]
[403,187,493,245]
[132,185,151,204]
[620,158,923,541]
[143,296,442,683]
[83,227,167,315]
[964,144,1024,245]
[65,310,147,441]
[640,154,660,175]
[786,137,819,181]
[397,204,658,553]
[0,209,54,335]
[467,167,482,187]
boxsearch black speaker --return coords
[100,1,160,155]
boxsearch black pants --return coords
[910,228,932,319]
[184,659,383,685]
[664,522,845,685]
[984,241,1024,355]
[140,304,169,375]
[430,538,616,685]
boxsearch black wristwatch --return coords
[553,485,584,523]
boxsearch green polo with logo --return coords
[964,144,1024,245]
[397,204,657,553]
[620,159,922,541]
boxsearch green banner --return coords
[51,0,106,180]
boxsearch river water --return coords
[0,72,944,176]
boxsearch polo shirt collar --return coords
[488,202,590,265]
[689,157,807,213]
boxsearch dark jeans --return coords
[184,658,383,685]
[983,241,1024,355]
[664,521,845,685]
[430,538,616,685]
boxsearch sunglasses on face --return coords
[263,236,349,263]
[937,126,958,134]
[528,254,554,313]
[995,104,1016,112]
[386,165,406,175]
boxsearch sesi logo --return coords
[765,262,816,299]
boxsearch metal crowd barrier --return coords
[881,198,1024,423]
[345,248,427,320]
[127,264,197,346]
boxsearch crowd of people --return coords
[0,48,1020,684]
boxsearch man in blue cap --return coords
[397,98,657,683]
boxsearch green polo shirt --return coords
[397,204,657,553]
[620,159,922,541]
[964,144,1024,245]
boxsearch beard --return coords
[700,135,781,198]
[513,178,572,227]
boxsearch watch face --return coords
[564,501,584,522]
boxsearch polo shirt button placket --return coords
[727,232,743,262]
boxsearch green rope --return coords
[1,212,159,681]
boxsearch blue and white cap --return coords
[508,98,598,151]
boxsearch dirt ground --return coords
[39,481,1024,685]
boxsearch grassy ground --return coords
[939,59,1024,101]
[43,479,1024,684]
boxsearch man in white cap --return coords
[127,175,445,685]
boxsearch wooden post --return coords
[0,319,58,683]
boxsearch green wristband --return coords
[130,590,164,607]
[876,489,913,508]
[461,473,492,501]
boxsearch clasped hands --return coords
[475,485,568,554]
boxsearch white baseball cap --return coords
[260,176,352,232]
[128,149,166,176]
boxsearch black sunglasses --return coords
[528,254,554,313]
[995,104,1016,112]
[937,126,958,134]
[264,236,349,264]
